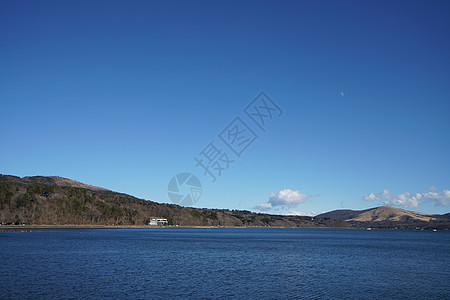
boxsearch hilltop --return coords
[0,175,346,228]
[317,206,450,229]
[22,176,110,192]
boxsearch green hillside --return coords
[0,175,347,228]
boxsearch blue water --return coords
[1,228,449,299]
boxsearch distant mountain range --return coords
[0,175,345,228]
[317,206,450,230]
[1,174,448,229]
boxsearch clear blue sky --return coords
[1,0,449,215]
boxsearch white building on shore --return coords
[149,218,168,226]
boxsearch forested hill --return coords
[0,175,347,228]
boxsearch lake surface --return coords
[1,228,449,299]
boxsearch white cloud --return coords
[363,192,378,201]
[255,202,273,211]
[364,189,450,208]
[423,190,450,206]
[255,189,312,212]
[389,193,421,208]
[286,210,320,217]
[269,189,310,207]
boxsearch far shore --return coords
[0,224,349,230]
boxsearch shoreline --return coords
[0,225,444,231]
[0,224,350,230]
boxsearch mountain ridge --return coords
[22,176,110,192]
[0,175,346,228]
[1,174,448,229]
[317,206,450,229]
